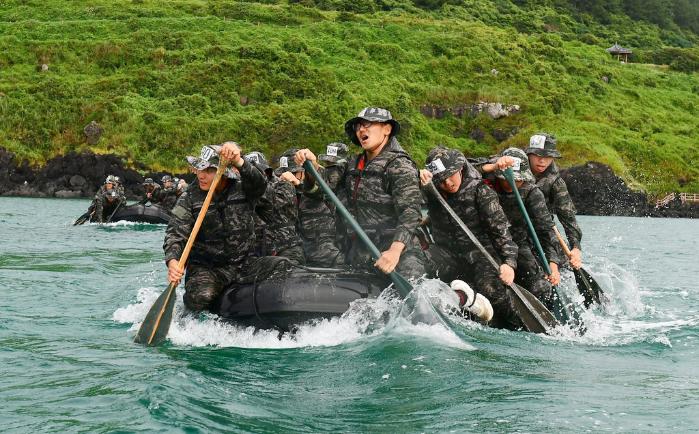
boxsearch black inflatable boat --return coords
[213,267,391,330]
[110,203,171,224]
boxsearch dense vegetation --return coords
[1,0,698,194]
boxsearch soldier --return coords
[164,142,267,312]
[474,147,561,309]
[526,133,583,269]
[277,148,343,268]
[253,152,305,265]
[175,178,188,197]
[318,142,349,191]
[420,146,520,328]
[91,176,126,223]
[142,178,160,202]
[153,175,178,209]
[295,107,426,279]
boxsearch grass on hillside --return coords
[1,0,698,194]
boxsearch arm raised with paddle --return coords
[134,149,234,346]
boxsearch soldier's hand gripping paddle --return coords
[503,168,584,331]
[134,159,229,346]
[303,161,413,297]
[553,226,606,307]
[425,182,558,333]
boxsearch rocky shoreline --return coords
[1,147,696,218]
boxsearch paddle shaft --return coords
[553,226,573,258]
[303,160,412,296]
[142,159,229,345]
[425,182,557,332]
[503,168,552,274]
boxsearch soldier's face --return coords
[197,167,217,191]
[440,171,462,194]
[164,181,173,188]
[106,183,114,190]
[355,121,392,152]
[528,154,553,175]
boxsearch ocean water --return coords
[1,197,698,433]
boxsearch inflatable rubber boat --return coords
[110,202,171,224]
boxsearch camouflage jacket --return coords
[255,177,303,253]
[153,186,178,210]
[425,170,518,269]
[534,163,582,249]
[142,184,161,203]
[163,160,267,266]
[338,137,423,251]
[494,181,562,265]
[296,179,336,243]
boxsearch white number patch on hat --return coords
[511,157,522,171]
[279,156,289,168]
[326,145,338,156]
[529,135,546,149]
[427,158,446,174]
[200,146,215,161]
[247,154,259,163]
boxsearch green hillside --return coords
[2,0,699,194]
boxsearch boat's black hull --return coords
[110,203,171,224]
[212,267,390,330]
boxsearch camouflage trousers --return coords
[273,245,305,267]
[426,244,521,330]
[304,237,344,268]
[184,262,242,312]
[515,246,554,310]
[348,241,427,281]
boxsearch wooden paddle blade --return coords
[575,267,604,307]
[507,283,559,334]
[389,272,413,298]
[134,282,178,346]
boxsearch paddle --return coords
[105,200,124,223]
[302,161,413,297]
[73,210,92,226]
[553,226,605,307]
[502,168,582,329]
[424,182,558,334]
[134,159,229,346]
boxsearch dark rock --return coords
[69,174,87,188]
[83,121,103,145]
[55,190,82,198]
[469,128,486,143]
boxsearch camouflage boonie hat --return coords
[161,175,173,183]
[425,146,466,185]
[244,151,271,172]
[319,142,349,164]
[525,133,561,158]
[496,147,535,183]
[105,175,118,185]
[274,148,303,175]
[142,177,156,185]
[186,145,238,179]
[344,107,401,146]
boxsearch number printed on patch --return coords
[279,156,288,168]
[427,158,446,174]
[512,157,521,171]
[200,146,215,160]
[327,146,338,156]
[529,135,546,149]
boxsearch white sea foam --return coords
[113,278,476,350]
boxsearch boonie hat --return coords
[344,107,401,146]
[319,142,349,164]
[244,151,271,172]
[496,147,535,183]
[425,146,466,185]
[274,148,304,175]
[186,145,237,179]
[525,133,561,158]
[142,177,155,185]
[161,175,173,183]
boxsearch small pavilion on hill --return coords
[606,43,632,62]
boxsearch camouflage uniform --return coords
[319,142,349,251]
[255,176,305,266]
[163,147,267,312]
[153,186,178,210]
[91,184,126,223]
[526,133,582,250]
[339,136,426,279]
[422,147,520,329]
[296,179,343,267]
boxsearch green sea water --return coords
[1,197,698,433]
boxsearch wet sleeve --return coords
[477,184,518,269]
[94,195,105,223]
[163,193,194,264]
[239,160,268,200]
[527,187,561,265]
[551,177,582,249]
[386,157,424,246]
